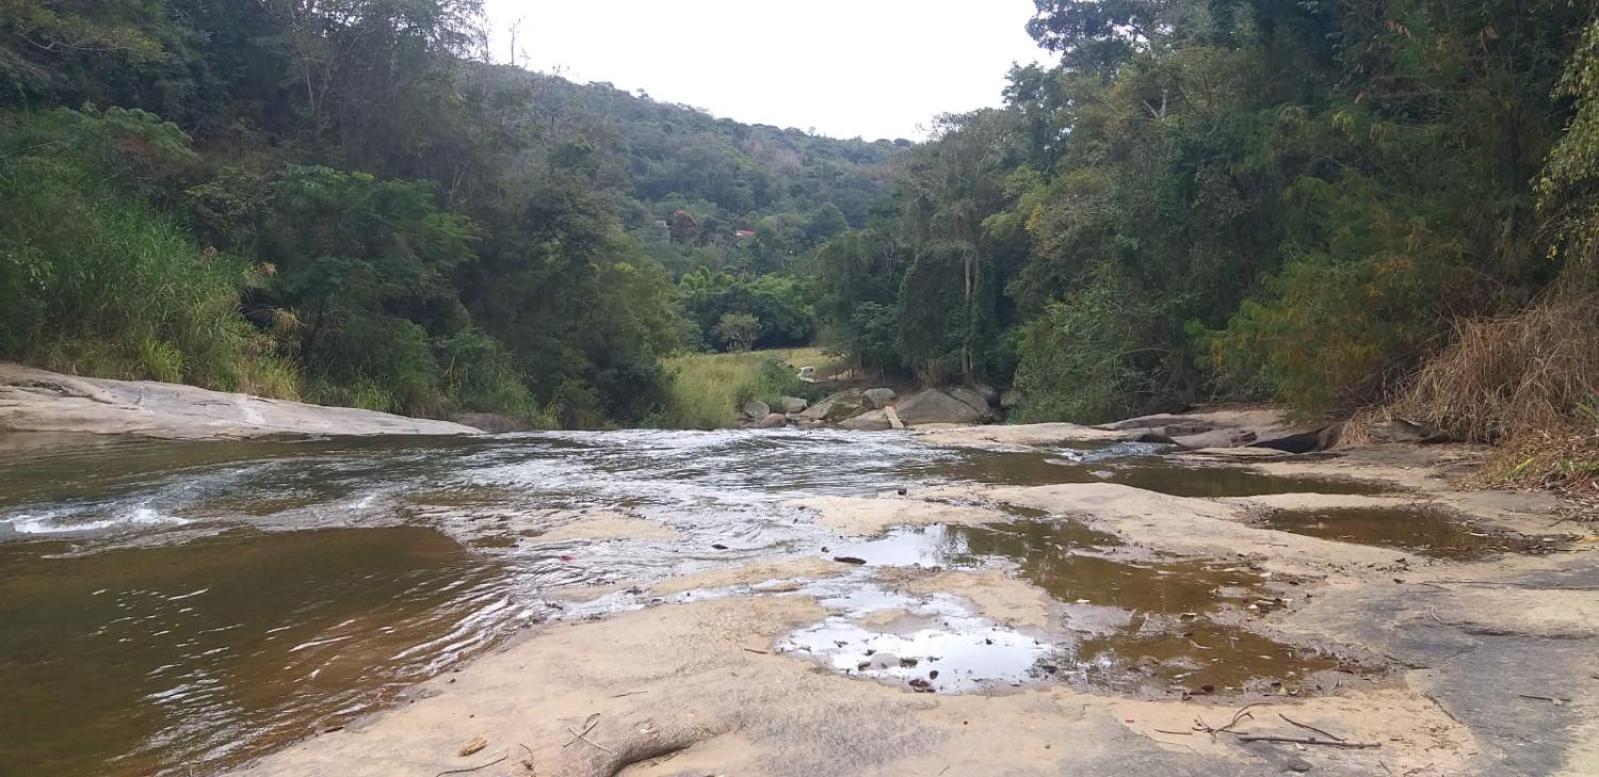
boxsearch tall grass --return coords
[654,348,832,429]
[0,109,299,398]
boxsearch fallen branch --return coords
[1237,735,1379,749]
[608,690,648,698]
[1517,694,1572,703]
[741,647,770,655]
[1278,713,1346,742]
[1194,703,1260,736]
[433,754,508,777]
[565,725,616,755]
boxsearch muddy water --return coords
[0,430,1400,775]
[798,520,1363,696]
[0,528,511,776]
[910,448,1390,496]
[1258,505,1545,559]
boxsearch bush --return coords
[1011,269,1163,424]
[0,108,296,397]
[654,348,830,429]
[1203,253,1445,414]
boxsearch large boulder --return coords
[895,389,992,426]
[944,386,995,414]
[863,388,897,409]
[800,388,869,423]
[777,396,809,414]
[740,399,771,420]
[754,412,788,429]
[838,409,892,431]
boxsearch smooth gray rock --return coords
[943,386,994,415]
[741,399,771,420]
[754,412,788,429]
[777,396,809,414]
[895,389,990,426]
[838,409,892,431]
[863,388,897,409]
[0,362,479,440]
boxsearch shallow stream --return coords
[0,430,1461,775]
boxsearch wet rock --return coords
[895,389,992,426]
[754,412,788,429]
[839,409,892,431]
[863,387,897,409]
[777,396,809,414]
[741,399,771,420]
[1250,428,1327,454]
[832,556,868,565]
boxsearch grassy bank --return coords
[655,348,835,429]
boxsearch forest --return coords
[3,0,1598,480]
[0,0,896,428]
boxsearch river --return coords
[0,429,1404,776]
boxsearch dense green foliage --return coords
[0,0,896,426]
[812,0,1594,423]
[10,0,1599,432]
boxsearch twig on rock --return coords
[1238,735,1379,749]
[433,753,508,777]
[1278,713,1346,741]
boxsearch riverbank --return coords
[0,362,479,439]
[225,419,1596,777]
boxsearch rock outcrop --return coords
[740,399,772,420]
[0,362,479,440]
[838,409,892,431]
[863,388,897,409]
[895,388,993,426]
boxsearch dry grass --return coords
[1373,290,1599,492]
[1383,292,1599,442]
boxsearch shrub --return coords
[0,107,296,396]
[1011,268,1163,424]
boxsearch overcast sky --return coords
[481,0,1050,141]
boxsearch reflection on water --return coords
[0,527,516,777]
[0,428,1403,775]
[811,520,1362,695]
[912,449,1391,496]
[1259,506,1545,559]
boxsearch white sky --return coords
[482,0,1049,141]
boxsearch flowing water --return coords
[0,430,1401,776]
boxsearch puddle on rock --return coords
[910,446,1389,497]
[788,519,1380,698]
[0,527,526,777]
[1072,620,1357,695]
[1258,506,1545,559]
[780,586,1049,693]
